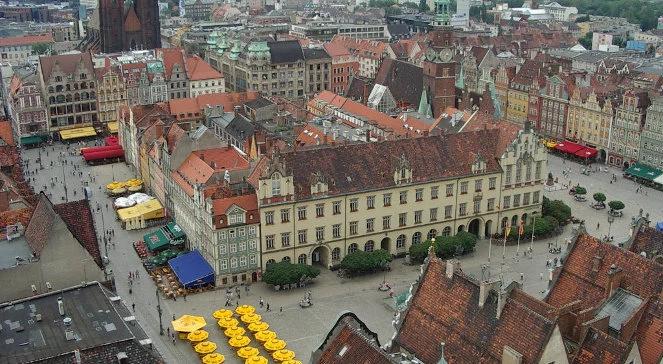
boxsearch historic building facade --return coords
[98,0,161,53]
[639,97,663,169]
[8,73,49,139]
[567,89,614,161]
[608,91,650,167]
[95,65,127,129]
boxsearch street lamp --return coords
[156,287,164,336]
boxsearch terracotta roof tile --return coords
[53,199,103,268]
[39,52,94,84]
[635,300,663,364]
[211,193,258,216]
[156,48,186,80]
[0,121,15,146]
[185,55,223,81]
[314,313,392,364]
[628,225,663,259]
[123,6,142,32]
[0,33,53,47]
[173,147,249,196]
[573,327,629,364]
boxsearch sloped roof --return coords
[373,58,422,106]
[39,52,94,83]
[0,33,53,47]
[123,6,142,32]
[303,48,330,61]
[628,224,663,259]
[635,300,663,364]
[211,193,258,216]
[394,257,558,363]
[157,48,186,80]
[186,55,223,81]
[572,327,630,364]
[172,147,249,196]
[53,199,103,268]
[268,40,304,64]
[0,121,15,146]
[323,42,350,58]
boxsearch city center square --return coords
[20,141,663,364]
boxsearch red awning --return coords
[83,148,124,161]
[105,136,119,146]
[554,141,584,155]
[574,146,598,159]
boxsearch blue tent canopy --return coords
[656,222,663,232]
[168,250,215,288]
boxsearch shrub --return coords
[574,186,587,195]
[340,249,392,276]
[593,193,606,203]
[409,232,478,264]
[608,200,625,211]
[542,196,572,223]
[262,261,320,286]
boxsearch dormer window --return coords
[271,173,281,196]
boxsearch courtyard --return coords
[20,141,663,364]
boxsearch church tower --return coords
[99,0,125,53]
[421,0,457,117]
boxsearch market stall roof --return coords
[60,126,96,140]
[574,146,598,159]
[20,135,45,145]
[168,250,215,288]
[166,222,185,241]
[654,173,663,186]
[554,140,584,154]
[116,199,164,222]
[625,162,663,181]
[107,121,119,134]
[143,228,169,251]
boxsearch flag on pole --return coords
[505,224,511,239]
[518,220,524,236]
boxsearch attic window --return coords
[337,345,348,357]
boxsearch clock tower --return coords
[421,0,457,118]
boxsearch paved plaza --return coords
[20,142,663,364]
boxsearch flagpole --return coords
[488,236,492,263]
[516,230,521,257]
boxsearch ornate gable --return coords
[393,153,412,185]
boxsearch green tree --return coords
[542,196,572,223]
[593,193,606,203]
[608,200,625,212]
[31,43,50,55]
[262,261,320,286]
[574,186,587,195]
[579,32,593,49]
[409,232,477,263]
[340,249,392,276]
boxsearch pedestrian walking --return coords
[597,222,600,230]
[132,303,135,312]
[279,306,283,313]
[237,292,240,299]
[540,272,543,280]
[266,303,270,311]
[167,327,170,336]
[259,297,264,307]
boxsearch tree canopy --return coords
[559,0,663,30]
[608,200,625,211]
[593,193,606,203]
[262,261,320,286]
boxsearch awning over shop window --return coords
[166,222,186,241]
[574,146,598,159]
[554,141,584,154]
[107,122,118,133]
[20,135,45,145]
[625,163,663,181]
[60,126,97,140]
[143,228,170,251]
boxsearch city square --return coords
[19,139,663,363]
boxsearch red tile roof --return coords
[123,6,142,32]
[323,42,350,58]
[635,301,663,364]
[211,193,258,216]
[314,313,392,364]
[545,233,663,311]
[186,55,223,81]
[156,48,186,80]
[0,121,15,146]
[394,257,559,363]
[628,223,663,259]
[168,92,260,119]
[39,52,94,84]
[172,147,249,196]
[573,328,630,364]
[54,199,103,268]
[0,33,53,48]
[330,36,386,61]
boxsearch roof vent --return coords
[63,317,72,326]
[57,297,65,316]
[117,352,128,364]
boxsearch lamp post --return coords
[607,214,615,242]
[156,287,164,336]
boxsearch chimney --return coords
[591,255,603,273]
[116,352,128,364]
[57,297,65,316]
[478,279,500,308]
[607,264,624,296]
[445,259,460,279]
[73,350,81,364]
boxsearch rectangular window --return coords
[316,203,324,217]
[333,201,341,215]
[503,195,511,209]
[350,198,358,212]
[399,213,407,227]
[298,229,307,244]
[280,209,290,223]
[473,200,480,214]
[430,208,438,221]
[459,203,467,216]
[475,179,482,192]
[265,211,274,225]
[489,177,497,190]
[249,226,256,236]
[229,230,236,239]
[515,164,522,183]
[366,218,374,232]
[526,162,532,181]
[266,235,275,249]
[350,221,358,235]
[400,191,408,204]
[383,193,392,206]
[445,205,452,219]
[297,206,307,220]
[250,255,257,265]
[446,183,454,197]
[221,259,228,270]
[505,165,513,185]
[487,198,495,211]
[513,194,521,207]
[316,227,325,241]
[460,182,468,194]
[231,259,238,268]
[249,240,257,250]
[535,161,542,180]
[333,224,341,238]
[415,188,423,201]
[367,195,375,209]
[431,186,439,199]
[523,192,531,205]
[414,210,422,224]
[240,256,247,267]
[239,242,246,251]
[382,216,391,230]
[220,244,227,254]
[281,232,291,247]
[533,191,540,203]
[220,231,227,241]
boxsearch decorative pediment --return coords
[310,171,329,195]
[472,154,486,174]
[393,153,413,184]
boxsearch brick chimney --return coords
[591,255,603,273]
[445,259,461,279]
[479,279,501,308]
[606,264,624,297]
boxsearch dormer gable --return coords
[393,153,412,185]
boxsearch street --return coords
[20,142,663,364]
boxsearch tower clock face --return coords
[439,48,453,62]
[425,48,437,61]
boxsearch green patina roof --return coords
[147,61,164,74]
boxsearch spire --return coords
[418,87,431,117]
[488,81,502,119]
[433,0,451,27]
[455,64,465,90]
[437,342,447,364]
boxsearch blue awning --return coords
[168,250,215,288]
[656,222,663,232]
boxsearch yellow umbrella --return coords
[247,321,269,332]
[172,315,207,333]
[235,304,256,316]
[224,326,246,338]
[272,349,296,362]
[202,353,225,364]
[229,335,251,348]
[213,309,233,320]
[254,330,276,342]
[237,346,260,359]
[217,317,239,329]
[245,356,268,364]
[241,313,262,324]
[111,187,126,195]
[187,330,209,343]
[264,338,286,352]
[281,360,303,364]
[194,341,217,355]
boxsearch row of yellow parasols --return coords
[171,315,226,363]
[213,305,300,364]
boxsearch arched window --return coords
[266,259,276,266]
[348,243,358,254]
[81,92,89,100]
[271,173,281,196]
[427,229,437,240]
[396,234,406,248]
[442,226,452,237]
[412,232,422,244]
[65,94,72,102]
[49,96,55,103]
[282,256,291,262]
[332,247,340,261]
[364,240,374,252]
[297,254,307,264]
[74,93,80,101]
[48,86,54,93]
